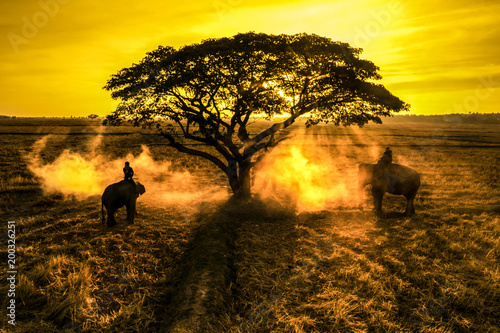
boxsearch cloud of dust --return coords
[252,124,422,212]
[27,135,228,206]
[27,125,397,212]
[253,127,362,212]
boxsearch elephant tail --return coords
[101,197,105,224]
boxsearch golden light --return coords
[27,136,228,203]
[0,0,498,117]
[30,150,104,196]
[253,143,354,211]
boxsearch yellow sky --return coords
[0,0,499,117]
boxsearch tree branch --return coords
[158,131,229,176]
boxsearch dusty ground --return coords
[0,117,499,332]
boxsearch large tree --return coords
[104,32,408,198]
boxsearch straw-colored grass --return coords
[0,117,499,332]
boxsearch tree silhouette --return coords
[104,32,408,198]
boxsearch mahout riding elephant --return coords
[358,163,420,216]
[101,180,146,226]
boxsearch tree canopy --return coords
[104,32,409,197]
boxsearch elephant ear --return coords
[137,183,146,195]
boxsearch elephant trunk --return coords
[357,164,370,209]
[358,180,365,209]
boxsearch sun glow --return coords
[1,1,499,117]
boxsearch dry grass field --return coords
[0,117,499,332]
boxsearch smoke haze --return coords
[253,127,363,212]
[27,125,394,211]
[27,135,228,205]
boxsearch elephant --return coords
[358,163,420,216]
[101,180,146,226]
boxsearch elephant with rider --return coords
[101,180,146,226]
[358,158,420,217]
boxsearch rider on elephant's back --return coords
[376,147,395,191]
[378,147,393,168]
[123,160,136,182]
[123,162,134,181]
[123,162,138,193]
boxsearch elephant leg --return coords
[404,199,411,217]
[372,188,384,216]
[409,198,415,216]
[107,209,117,227]
[404,193,416,216]
[127,200,136,224]
[126,204,133,223]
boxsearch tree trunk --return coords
[226,160,253,199]
[228,174,240,197]
[238,161,252,199]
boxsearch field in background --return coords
[0,117,499,332]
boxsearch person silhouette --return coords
[377,147,396,192]
[378,147,392,167]
[123,162,134,181]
